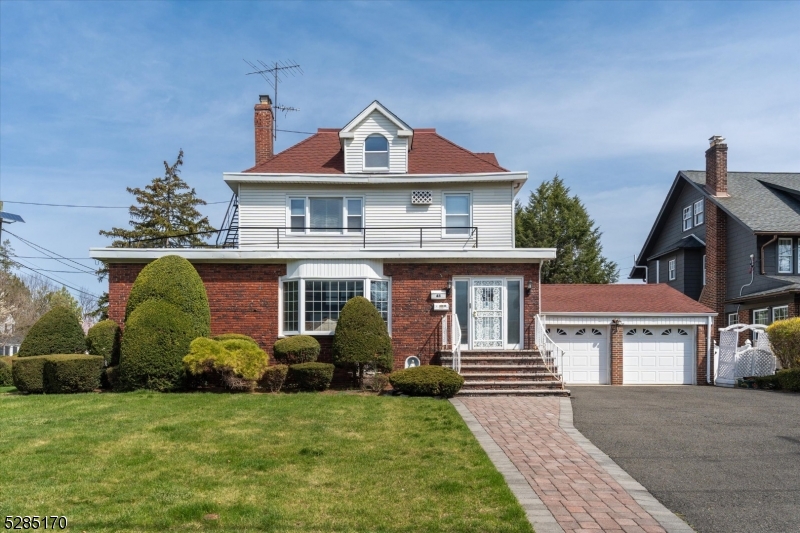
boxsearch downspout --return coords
[760,235,778,275]
[632,254,648,283]
[735,254,755,317]
[707,315,713,384]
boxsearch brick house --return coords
[630,137,800,339]
[92,98,717,391]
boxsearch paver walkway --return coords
[456,397,689,533]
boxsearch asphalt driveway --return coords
[570,386,800,533]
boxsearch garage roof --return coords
[542,284,716,315]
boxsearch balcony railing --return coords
[125,226,480,249]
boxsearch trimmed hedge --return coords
[287,362,335,392]
[12,355,50,393]
[86,319,121,365]
[332,296,393,376]
[259,364,288,392]
[18,306,86,357]
[0,357,14,386]
[124,255,211,338]
[43,355,103,393]
[213,333,257,343]
[273,335,320,365]
[119,300,195,391]
[752,369,800,392]
[183,337,269,392]
[389,365,464,398]
[766,318,800,369]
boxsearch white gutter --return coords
[540,311,717,317]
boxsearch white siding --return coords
[237,182,514,250]
[286,259,384,279]
[344,111,407,173]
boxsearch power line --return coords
[4,230,97,275]
[277,128,314,135]
[11,260,100,299]
[2,200,230,209]
[10,255,95,261]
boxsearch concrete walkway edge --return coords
[450,398,565,533]
[558,398,695,533]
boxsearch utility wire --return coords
[4,230,97,275]
[11,260,100,299]
[2,200,230,209]
[10,255,95,261]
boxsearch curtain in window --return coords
[310,198,343,232]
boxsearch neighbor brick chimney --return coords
[705,135,728,197]
[254,95,274,166]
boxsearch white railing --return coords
[534,315,564,383]
[440,313,462,373]
[715,323,776,387]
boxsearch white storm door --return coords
[472,280,504,349]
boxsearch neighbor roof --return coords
[243,129,507,174]
[541,284,716,314]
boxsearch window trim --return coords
[682,206,692,231]
[693,199,704,226]
[752,308,769,326]
[772,305,789,323]
[777,237,793,274]
[727,313,738,327]
[279,277,391,337]
[442,191,473,238]
[363,133,390,170]
[668,258,676,281]
[286,195,365,235]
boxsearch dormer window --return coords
[364,134,389,169]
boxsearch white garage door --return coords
[549,326,609,384]
[623,327,694,384]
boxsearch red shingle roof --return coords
[541,284,716,314]
[243,129,507,174]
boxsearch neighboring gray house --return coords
[631,136,799,338]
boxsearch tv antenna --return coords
[244,59,303,140]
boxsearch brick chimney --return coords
[705,135,728,197]
[254,95,274,166]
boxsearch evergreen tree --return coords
[99,150,214,248]
[516,176,618,284]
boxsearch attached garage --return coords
[541,284,716,386]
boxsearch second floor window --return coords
[694,200,704,226]
[364,134,389,169]
[444,193,471,235]
[682,206,692,231]
[288,197,363,234]
[668,258,676,281]
[778,238,793,273]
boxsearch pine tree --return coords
[99,150,215,248]
[516,176,618,284]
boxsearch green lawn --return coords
[0,390,532,532]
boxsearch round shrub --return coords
[12,355,49,393]
[183,337,269,392]
[287,362,335,392]
[766,317,800,369]
[125,255,211,338]
[259,364,288,392]
[17,306,86,357]
[0,357,14,386]
[332,296,393,380]
[86,319,121,365]
[43,355,103,393]
[274,335,320,365]
[119,300,195,391]
[213,333,257,343]
[389,365,465,398]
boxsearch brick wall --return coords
[700,200,727,344]
[696,324,708,385]
[609,321,623,385]
[383,262,540,370]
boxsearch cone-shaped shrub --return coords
[18,306,86,357]
[119,300,195,391]
[332,296,393,382]
[274,335,320,364]
[86,319,121,365]
[125,255,211,338]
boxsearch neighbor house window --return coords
[753,308,769,325]
[702,254,707,286]
[693,200,704,226]
[283,281,299,333]
[364,134,389,169]
[444,193,471,235]
[773,306,789,323]
[778,238,793,273]
[728,313,738,326]
[288,196,363,234]
[668,258,676,281]
[683,206,692,231]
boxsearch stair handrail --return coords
[534,315,563,384]
[451,313,461,374]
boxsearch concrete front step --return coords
[442,357,549,366]
[457,388,571,397]
[460,372,560,381]
[461,380,565,390]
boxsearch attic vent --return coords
[411,190,432,205]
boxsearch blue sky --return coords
[1,0,798,298]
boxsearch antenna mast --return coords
[244,59,303,140]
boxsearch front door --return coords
[472,280,504,349]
